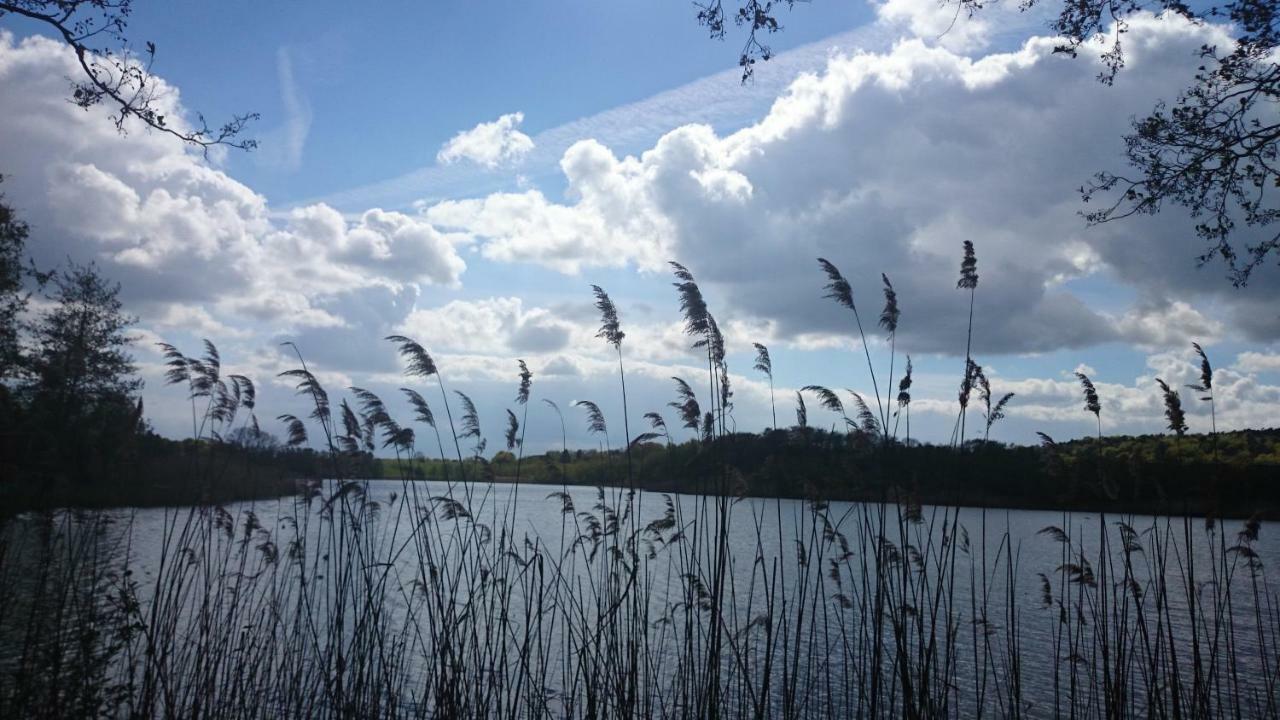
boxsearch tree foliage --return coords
[695,0,802,82]
[15,261,143,482]
[0,183,32,380]
[1064,0,1280,285]
[23,261,140,406]
[0,0,256,151]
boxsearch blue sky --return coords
[1,1,1277,453]
[110,0,875,203]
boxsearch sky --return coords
[1,0,1278,454]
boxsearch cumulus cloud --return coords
[1109,299,1225,351]
[149,304,253,339]
[5,20,1275,446]
[417,13,1276,358]
[397,297,574,356]
[426,138,675,273]
[0,31,466,338]
[437,112,535,168]
[1234,351,1280,374]
[901,347,1280,436]
[873,0,993,52]
[393,295,704,365]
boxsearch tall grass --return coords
[1,268,1276,720]
[954,241,980,448]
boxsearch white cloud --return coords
[1234,351,1280,374]
[416,14,1276,359]
[396,296,573,356]
[149,304,252,339]
[437,112,535,168]
[255,47,313,172]
[943,347,1280,434]
[5,20,1276,446]
[393,295,714,368]
[1109,299,1225,351]
[0,31,466,339]
[426,138,675,273]
[874,0,993,52]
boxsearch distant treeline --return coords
[374,427,1280,518]
[1,429,378,513]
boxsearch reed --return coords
[752,343,776,432]
[953,241,979,448]
[1,265,1275,720]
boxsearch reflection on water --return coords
[2,480,1278,718]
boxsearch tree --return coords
[0,0,256,152]
[24,262,140,406]
[1032,0,1280,285]
[20,262,142,481]
[696,0,1280,284]
[0,182,31,381]
[227,425,280,452]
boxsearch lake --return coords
[2,478,1278,718]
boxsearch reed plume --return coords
[157,341,190,386]
[880,274,900,442]
[980,375,1014,442]
[955,241,979,447]
[505,409,520,451]
[510,359,533,487]
[1188,342,1217,437]
[187,339,220,402]
[402,387,452,480]
[954,358,983,445]
[848,390,880,436]
[879,273,900,333]
[401,388,435,428]
[895,356,913,442]
[669,377,702,435]
[1155,378,1188,436]
[593,284,633,485]
[385,334,438,377]
[229,374,255,411]
[277,413,307,447]
[349,386,390,427]
[387,334,466,474]
[280,368,330,425]
[542,398,568,454]
[752,342,777,430]
[591,285,625,348]
[516,359,532,405]
[644,411,672,446]
[455,389,484,457]
[351,386,410,451]
[575,399,609,442]
[802,384,848,428]
[795,390,808,429]
[383,425,414,453]
[1075,371,1102,440]
[752,342,772,376]
[670,261,710,338]
[958,240,979,290]
[817,258,885,436]
[1192,342,1213,393]
[337,399,362,455]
